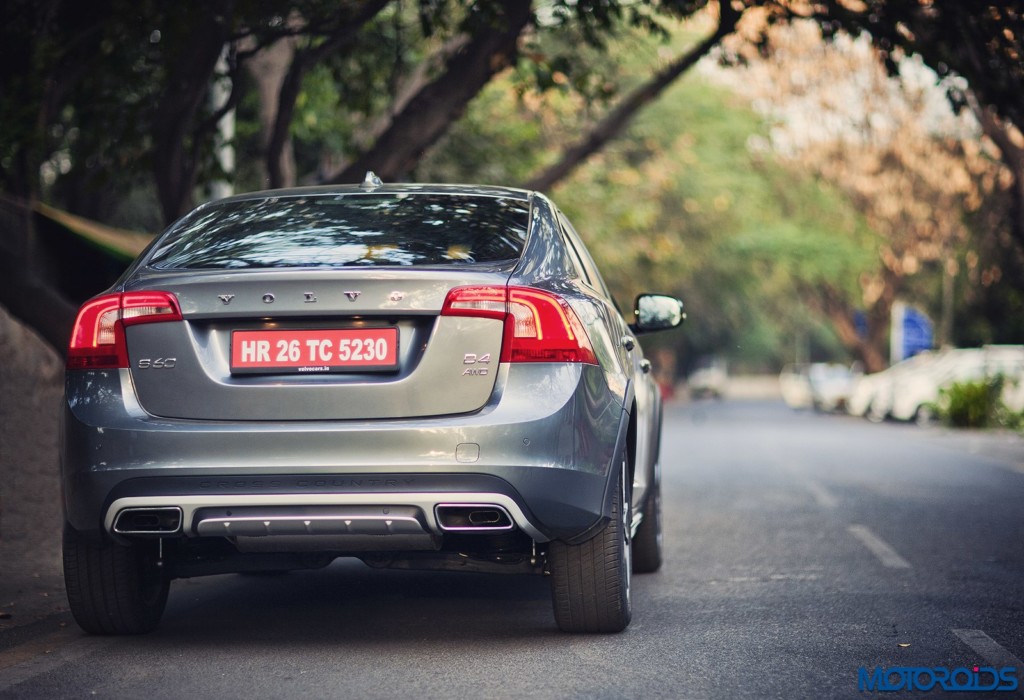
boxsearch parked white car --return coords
[848,346,1024,424]
[889,346,1024,423]
[780,362,857,412]
[808,363,858,413]
[847,351,939,422]
[688,358,728,399]
[780,363,813,409]
[1003,373,1024,413]
[846,371,885,418]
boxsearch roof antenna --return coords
[362,171,383,188]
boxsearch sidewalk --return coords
[0,306,66,630]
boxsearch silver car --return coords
[61,177,684,634]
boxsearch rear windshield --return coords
[147,193,531,269]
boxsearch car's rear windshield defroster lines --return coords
[148,193,531,269]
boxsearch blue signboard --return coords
[902,306,933,359]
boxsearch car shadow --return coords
[151,558,561,644]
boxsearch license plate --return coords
[231,328,399,374]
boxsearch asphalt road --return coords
[2,400,1023,699]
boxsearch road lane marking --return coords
[847,525,912,569]
[952,629,1024,669]
[805,480,838,508]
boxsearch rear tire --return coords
[549,459,632,633]
[632,467,663,574]
[63,524,169,635]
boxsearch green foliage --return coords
[8,0,1017,373]
[553,77,874,371]
[811,1,1024,143]
[418,22,877,372]
[935,375,1019,429]
[954,201,1024,348]
[414,84,548,185]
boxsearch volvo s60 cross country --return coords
[61,176,685,634]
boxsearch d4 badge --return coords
[463,353,491,376]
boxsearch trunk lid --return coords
[124,268,509,421]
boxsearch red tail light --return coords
[67,291,181,370]
[442,286,598,365]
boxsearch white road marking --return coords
[847,524,912,569]
[805,480,839,508]
[952,628,1024,669]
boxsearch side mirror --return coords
[633,294,685,333]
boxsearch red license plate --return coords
[231,328,399,374]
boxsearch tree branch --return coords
[970,94,1024,251]
[151,10,233,223]
[522,1,741,193]
[266,0,391,188]
[327,0,533,184]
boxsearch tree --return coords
[5,0,1022,364]
[4,1,720,223]
[707,21,1003,370]
[328,1,533,183]
[253,0,391,189]
[417,18,881,372]
[806,1,1024,252]
[2,0,735,352]
[523,1,742,191]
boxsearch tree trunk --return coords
[328,0,533,184]
[248,35,298,189]
[262,1,392,189]
[522,1,741,192]
[820,300,889,373]
[151,11,233,224]
[810,278,896,374]
[973,101,1024,251]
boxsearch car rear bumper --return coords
[62,363,625,544]
[103,474,547,543]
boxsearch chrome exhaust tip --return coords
[435,504,514,531]
[113,507,183,535]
